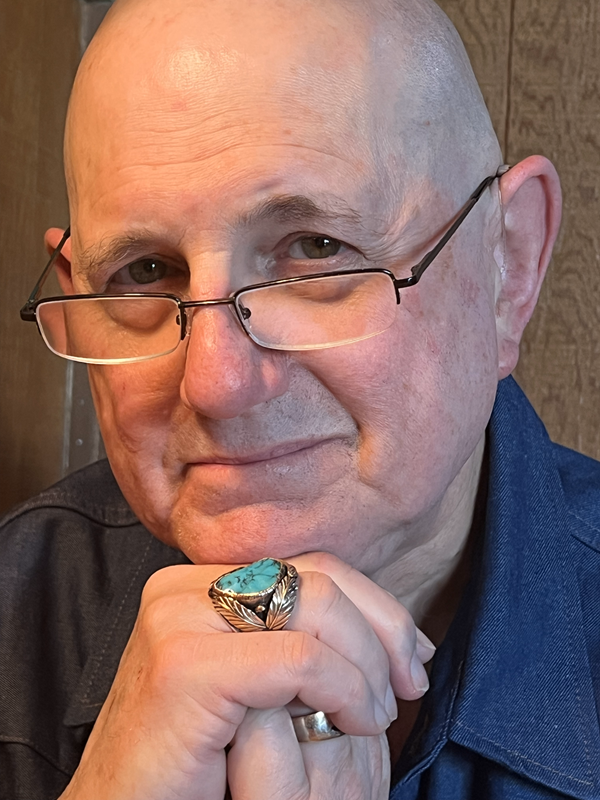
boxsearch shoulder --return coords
[0,457,137,530]
[0,459,150,590]
[0,464,187,795]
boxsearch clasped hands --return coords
[61,553,434,800]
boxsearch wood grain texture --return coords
[0,0,80,513]
[436,0,512,152]
[508,0,600,458]
[440,0,600,459]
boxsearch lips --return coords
[187,438,334,467]
[173,436,353,542]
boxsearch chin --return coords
[159,501,351,567]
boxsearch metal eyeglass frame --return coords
[20,166,510,350]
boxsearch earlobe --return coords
[44,227,74,294]
[495,155,562,379]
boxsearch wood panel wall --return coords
[438,0,600,458]
[0,0,80,513]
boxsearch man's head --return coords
[46,0,561,577]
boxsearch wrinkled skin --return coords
[49,0,562,797]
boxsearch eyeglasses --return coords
[21,167,509,364]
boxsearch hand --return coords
[227,552,434,800]
[59,553,432,800]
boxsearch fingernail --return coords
[375,698,392,729]
[385,683,398,721]
[410,651,430,694]
[416,629,436,653]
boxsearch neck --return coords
[371,434,487,646]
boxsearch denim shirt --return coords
[391,377,600,799]
[1,376,599,799]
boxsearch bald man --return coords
[2,0,599,798]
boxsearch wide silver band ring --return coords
[293,711,345,742]
[209,558,299,633]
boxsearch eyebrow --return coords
[233,194,364,228]
[75,195,365,279]
[76,231,161,281]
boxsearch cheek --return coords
[296,267,498,516]
[89,353,184,472]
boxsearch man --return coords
[1,0,598,797]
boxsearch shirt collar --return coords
[396,376,600,798]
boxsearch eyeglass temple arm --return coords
[394,166,509,290]
[20,227,71,321]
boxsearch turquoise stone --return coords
[216,558,282,595]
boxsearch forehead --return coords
[67,0,419,231]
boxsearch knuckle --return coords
[304,550,344,573]
[140,565,186,602]
[301,570,342,615]
[280,631,320,681]
[344,667,370,707]
[300,551,353,582]
[134,598,201,687]
[383,604,416,646]
[137,594,173,639]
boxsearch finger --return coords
[289,553,435,700]
[189,631,392,738]
[228,708,391,800]
[286,570,395,719]
[228,708,309,800]
[301,732,391,800]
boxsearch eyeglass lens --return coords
[237,272,397,351]
[36,296,182,364]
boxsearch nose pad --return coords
[181,302,247,341]
[238,301,251,321]
[180,308,191,339]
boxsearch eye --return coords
[289,236,342,259]
[113,258,168,285]
[111,258,175,286]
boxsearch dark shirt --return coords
[1,377,599,799]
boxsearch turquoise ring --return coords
[208,558,299,632]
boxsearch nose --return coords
[180,304,290,419]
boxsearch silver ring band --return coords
[292,711,345,742]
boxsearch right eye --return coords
[111,258,169,286]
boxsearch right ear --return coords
[44,228,74,294]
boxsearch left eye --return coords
[289,236,342,259]
[114,258,168,285]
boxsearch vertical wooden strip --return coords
[0,0,80,513]
[440,0,600,460]
[509,0,600,457]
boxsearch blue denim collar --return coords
[394,376,600,798]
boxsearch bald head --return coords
[65,0,500,230]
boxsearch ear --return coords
[44,227,75,294]
[495,155,562,379]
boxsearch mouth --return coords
[188,438,336,467]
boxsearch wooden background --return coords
[439,0,600,458]
[0,0,79,513]
[1,0,599,514]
